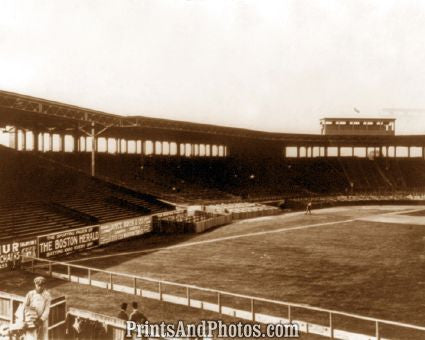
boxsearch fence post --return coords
[329,312,334,338]
[9,298,14,323]
[133,277,137,295]
[88,268,91,286]
[251,299,255,321]
[288,305,291,323]
[109,273,113,290]
[375,321,380,340]
[158,282,162,301]
[217,292,221,314]
[186,287,190,307]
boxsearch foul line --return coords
[68,217,355,263]
[67,206,425,264]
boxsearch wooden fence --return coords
[153,210,232,233]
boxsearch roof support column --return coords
[117,138,121,154]
[33,130,39,152]
[408,146,411,158]
[142,140,146,155]
[48,133,53,152]
[296,146,300,158]
[73,132,80,153]
[60,134,65,152]
[21,129,27,151]
[15,127,20,150]
[337,146,341,157]
[40,132,45,152]
[177,143,181,156]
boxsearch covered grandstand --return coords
[1,90,425,204]
[1,89,425,262]
[1,90,425,339]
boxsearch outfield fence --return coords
[22,256,425,340]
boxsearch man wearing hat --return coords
[23,276,52,340]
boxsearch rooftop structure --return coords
[320,118,396,136]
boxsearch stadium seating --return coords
[0,146,172,241]
[41,151,425,202]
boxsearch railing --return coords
[22,256,425,340]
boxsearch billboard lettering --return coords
[100,216,152,244]
[0,239,37,270]
[38,226,99,258]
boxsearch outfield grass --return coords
[2,206,424,339]
[67,206,425,327]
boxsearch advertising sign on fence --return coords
[38,226,100,258]
[99,216,152,245]
[0,239,37,270]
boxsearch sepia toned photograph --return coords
[0,1,425,339]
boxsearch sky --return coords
[1,0,425,134]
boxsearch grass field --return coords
[2,205,425,339]
[66,207,425,323]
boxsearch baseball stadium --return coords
[0,90,425,339]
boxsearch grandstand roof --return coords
[1,90,425,146]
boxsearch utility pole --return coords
[79,121,112,177]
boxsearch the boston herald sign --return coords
[37,226,100,258]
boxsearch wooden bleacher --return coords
[0,146,173,241]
